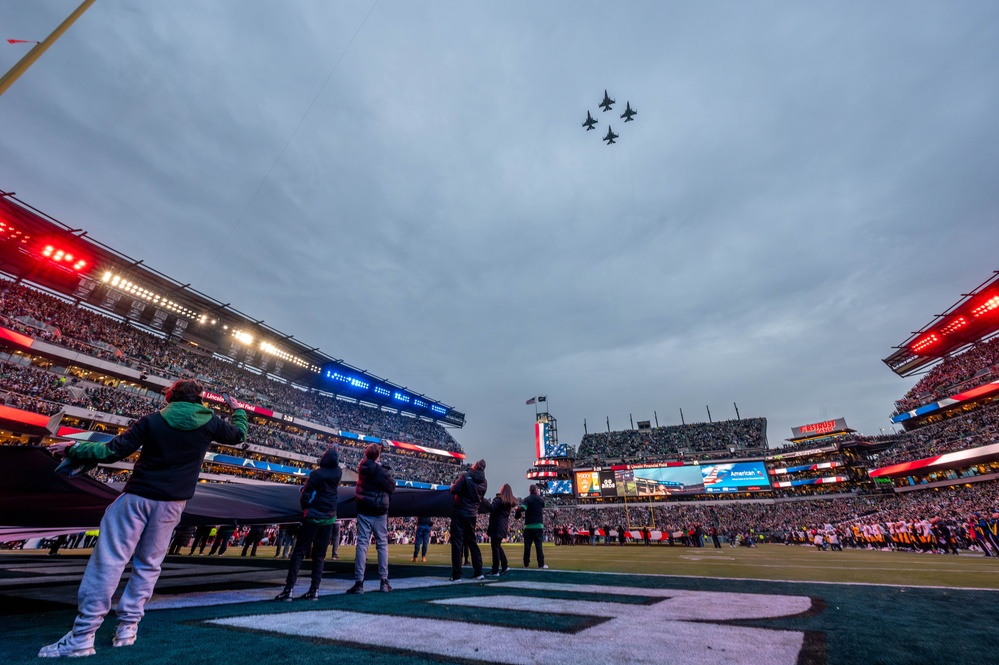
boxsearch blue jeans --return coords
[413,525,431,558]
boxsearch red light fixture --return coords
[38,242,88,272]
[940,316,968,335]
[911,333,940,353]
[972,295,999,318]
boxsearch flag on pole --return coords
[7,39,40,45]
[525,397,536,405]
[538,396,547,403]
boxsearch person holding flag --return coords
[39,381,246,657]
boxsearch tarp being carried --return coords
[0,446,459,540]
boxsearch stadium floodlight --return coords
[232,330,253,345]
[911,333,939,353]
[972,295,999,318]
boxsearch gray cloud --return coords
[1,1,998,493]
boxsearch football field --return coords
[2,543,998,664]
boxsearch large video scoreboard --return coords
[575,461,770,499]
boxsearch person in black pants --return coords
[275,447,342,601]
[517,484,547,569]
[188,525,212,556]
[241,525,265,557]
[208,525,235,556]
[168,526,195,555]
[486,484,516,575]
[448,460,488,581]
[329,521,340,561]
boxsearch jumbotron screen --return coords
[575,461,770,498]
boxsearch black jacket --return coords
[301,448,342,521]
[70,407,246,501]
[355,458,396,516]
[450,467,487,518]
[486,496,513,539]
[516,494,545,527]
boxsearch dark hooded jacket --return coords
[355,458,396,516]
[450,467,487,518]
[301,448,342,522]
[66,401,247,501]
[486,495,513,539]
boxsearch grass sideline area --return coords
[2,544,999,664]
[10,542,999,588]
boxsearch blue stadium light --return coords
[374,386,390,397]
[430,405,447,415]
[393,392,410,403]
[414,399,427,409]
[327,371,369,390]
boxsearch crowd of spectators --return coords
[0,280,463,453]
[894,336,999,415]
[0,360,163,418]
[542,481,999,553]
[871,402,999,468]
[578,417,767,462]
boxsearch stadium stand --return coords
[577,417,767,461]
[0,280,465,486]
[872,401,999,469]
[893,335,999,415]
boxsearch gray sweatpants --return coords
[72,493,185,637]
[354,513,388,582]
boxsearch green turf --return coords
[17,541,999,589]
[193,542,999,589]
[4,544,999,664]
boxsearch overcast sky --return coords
[2,1,998,494]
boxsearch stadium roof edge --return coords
[0,192,464,426]
[883,270,999,377]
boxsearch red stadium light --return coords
[940,316,968,335]
[972,295,999,318]
[911,333,939,353]
[37,242,88,272]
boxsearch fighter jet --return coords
[582,110,598,131]
[598,89,615,112]
[603,126,618,145]
[620,101,637,122]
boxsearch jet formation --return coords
[582,90,637,145]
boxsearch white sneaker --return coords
[38,631,96,658]
[473,575,485,581]
[541,564,549,569]
[112,623,138,648]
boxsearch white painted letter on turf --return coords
[209,581,811,665]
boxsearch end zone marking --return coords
[207,581,810,665]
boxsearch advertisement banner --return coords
[575,470,601,498]
[700,462,771,493]
[614,464,705,497]
[598,470,618,497]
[790,418,848,439]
